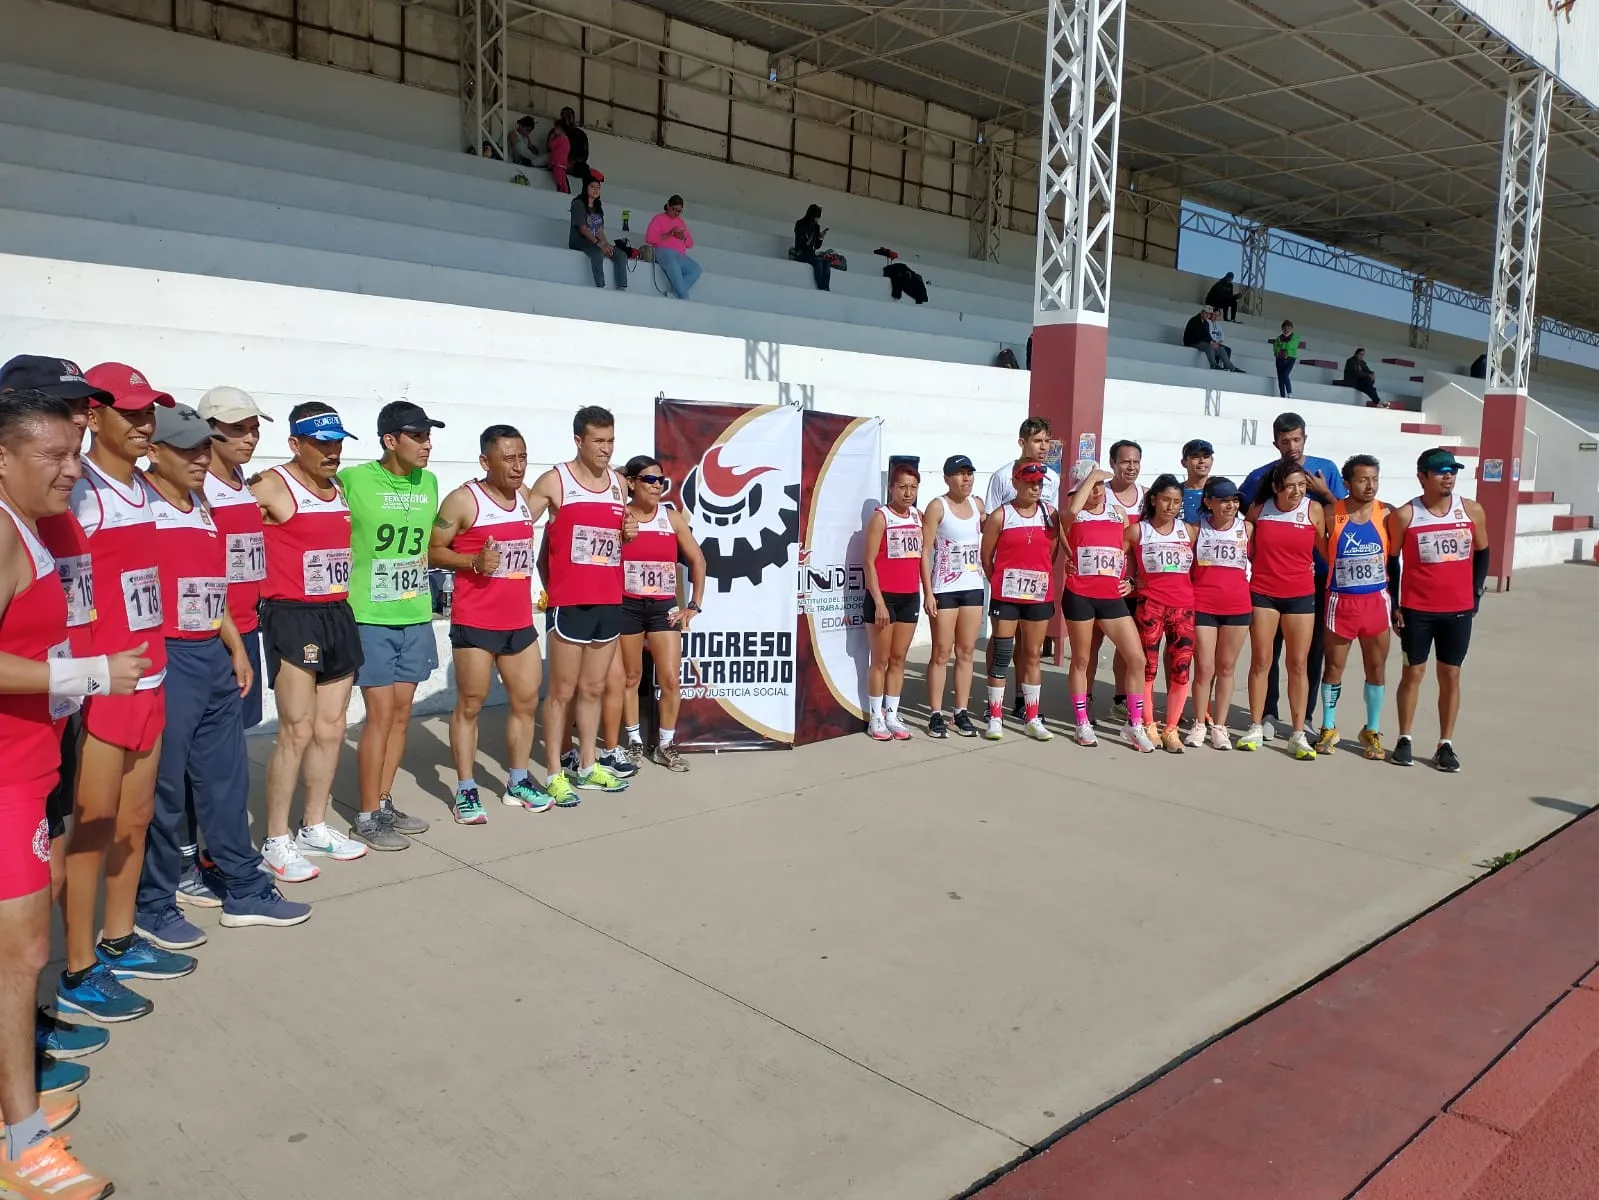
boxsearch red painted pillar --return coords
[1031,318,1109,663]
[1476,390,1527,590]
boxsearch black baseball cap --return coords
[1203,477,1240,500]
[1183,439,1214,459]
[943,454,975,474]
[377,401,446,437]
[1417,448,1464,474]
[0,354,114,404]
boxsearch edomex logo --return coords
[681,443,798,591]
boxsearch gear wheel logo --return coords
[681,444,799,592]
[32,817,49,864]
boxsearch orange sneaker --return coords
[0,1135,112,1199]
[0,1092,79,1134]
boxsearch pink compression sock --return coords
[1073,693,1090,724]
[1127,693,1146,726]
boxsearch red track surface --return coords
[973,813,1598,1200]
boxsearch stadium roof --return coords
[651,0,1599,331]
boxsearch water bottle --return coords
[622,209,630,232]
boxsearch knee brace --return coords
[989,637,1015,680]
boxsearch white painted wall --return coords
[1458,0,1599,110]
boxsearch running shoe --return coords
[351,810,410,851]
[1391,736,1414,767]
[545,773,581,808]
[175,860,223,909]
[1183,722,1208,749]
[1024,717,1053,742]
[1161,728,1184,754]
[1289,731,1318,761]
[1434,741,1461,773]
[56,964,152,1023]
[603,749,639,778]
[133,906,207,951]
[452,788,488,825]
[927,712,949,739]
[984,714,1004,741]
[1126,723,1157,753]
[625,741,645,766]
[1261,717,1276,743]
[1313,726,1339,755]
[1359,728,1386,761]
[36,1009,109,1060]
[1111,697,1130,724]
[96,934,196,981]
[952,710,978,738]
[218,888,312,929]
[36,1053,89,1098]
[505,779,554,811]
[1011,694,1026,722]
[884,713,913,741]
[1144,724,1161,749]
[0,1135,114,1200]
[867,714,891,741]
[298,822,371,860]
[1236,723,1265,752]
[573,762,629,793]
[560,748,580,773]
[379,794,429,836]
[651,744,689,773]
[260,834,319,883]
[41,1090,82,1132]
[1209,723,1233,751]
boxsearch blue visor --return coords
[290,412,356,441]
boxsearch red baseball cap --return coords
[84,362,175,411]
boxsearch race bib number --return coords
[1076,546,1125,577]
[937,540,982,585]
[177,577,229,632]
[492,538,534,579]
[1000,567,1050,600]
[302,547,351,596]
[121,566,162,631]
[226,532,267,583]
[1141,541,1192,573]
[56,554,94,626]
[625,559,677,598]
[572,525,621,567]
[1415,528,1471,564]
[370,555,427,604]
[886,527,922,559]
[1334,553,1384,589]
[1196,538,1244,569]
[48,640,77,722]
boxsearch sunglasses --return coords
[1016,465,1048,478]
[634,473,671,487]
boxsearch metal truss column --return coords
[1408,277,1434,351]
[460,0,508,161]
[1480,70,1553,591]
[968,134,1003,262]
[1238,223,1268,317]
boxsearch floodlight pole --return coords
[1408,277,1433,351]
[1479,69,1553,591]
[968,134,1004,263]
[1239,222,1267,317]
[460,0,509,162]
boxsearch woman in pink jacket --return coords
[645,196,704,299]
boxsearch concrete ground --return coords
[50,565,1597,1199]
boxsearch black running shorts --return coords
[1399,608,1473,668]
[260,598,364,685]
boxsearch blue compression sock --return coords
[1363,683,1384,732]
[1320,682,1341,730]
[508,767,531,787]
[457,778,477,794]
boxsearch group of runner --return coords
[0,353,701,1198]
[862,413,1489,770]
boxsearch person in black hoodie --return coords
[1206,272,1238,321]
[793,204,831,291]
[559,107,593,191]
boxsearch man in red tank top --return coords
[526,406,638,807]
[1385,448,1490,772]
[0,389,145,1196]
[429,425,551,821]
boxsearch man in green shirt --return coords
[1269,320,1304,400]
[338,401,445,851]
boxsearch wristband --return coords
[48,655,112,700]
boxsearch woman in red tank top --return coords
[1241,460,1327,756]
[1124,475,1195,753]
[1060,462,1153,751]
[1185,476,1252,751]
[617,456,705,771]
[978,461,1058,742]
[863,462,923,740]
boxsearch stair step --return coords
[1409,375,1425,382]
[1452,445,1479,458]
[1302,358,1338,369]
[1520,490,1555,503]
[1401,422,1443,435]
[1382,357,1416,368]
[1552,514,1594,531]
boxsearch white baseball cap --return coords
[196,386,273,424]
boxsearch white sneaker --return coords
[296,822,369,861]
[1126,723,1157,753]
[1025,717,1053,741]
[1209,723,1233,751]
[866,714,892,741]
[260,835,319,883]
[1262,718,1276,743]
[1074,722,1098,747]
[1236,723,1264,751]
[984,715,1004,741]
[883,713,913,741]
[1183,722,1208,749]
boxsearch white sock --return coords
[624,723,642,745]
[987,685,1003,707]
[658,728,674,747]
[1022,683,1040,714]
[885,695,900,719]
[868,694,883,717]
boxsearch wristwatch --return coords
[685,602,701,613]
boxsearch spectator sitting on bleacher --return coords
[1343,348,1385,407]
[570,177,627,290]
[1206,272,1239,321]
[559,107,594,191]
[1184,307,1243,372]
[646,195,702,300]
[510,115,539,168]
[793,204,832,292]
